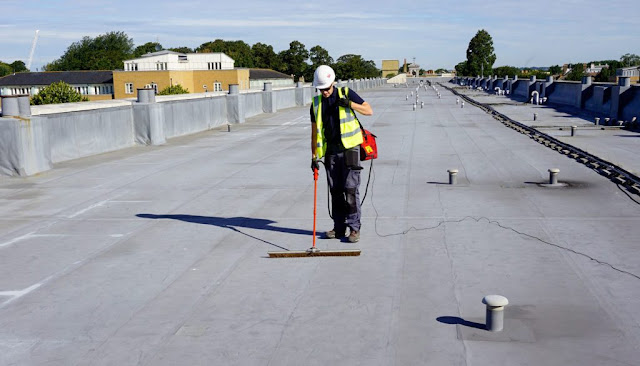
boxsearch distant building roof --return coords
[0,71,113,86]
[249,69,292,80]
[140,50,184,58]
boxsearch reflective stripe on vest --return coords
[312,87,364,159]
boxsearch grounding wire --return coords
[367,148,640,282]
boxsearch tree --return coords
[333,54,379,80]
[305,45,333,81]
[594,67,613,82]
[157,84,189,95]
[45,31,134,71]
[455,61,468,76]
[134,42,162,57]
[196,39,254,67]
[309,45,333,67]
[620,53,640,67]
[0,59,29,76]
[251,42,281,70]
[493,66,520,78]
[565,64,586,81]
[435,68,447,74]
[278,41,309,80]
[9,60,28,73]
[465,29,496,77]
[548,65,562,75]
[30,81,88,105]
[168,46,194,53]
[0,63,12,77]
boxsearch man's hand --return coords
[337,97,351,109]
[311,158,320,172]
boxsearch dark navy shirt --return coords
[310,87,365,153]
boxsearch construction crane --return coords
[27,30,39,71]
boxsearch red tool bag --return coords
[360,128,378,161]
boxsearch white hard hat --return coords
[313,65,335,89]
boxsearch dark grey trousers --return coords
[325,147,361,232]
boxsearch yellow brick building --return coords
[112,69,250,99]
[113,50,249,99]
[381,60,400,78]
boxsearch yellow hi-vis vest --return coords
[312,87,364,159]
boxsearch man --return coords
[310,65,373,243]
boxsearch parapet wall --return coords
[0,78,385,177]
[454,76,639,124]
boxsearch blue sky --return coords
[1,0,638,72]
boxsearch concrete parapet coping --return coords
[1,77,382,177]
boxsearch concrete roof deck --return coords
[1,81,639,365]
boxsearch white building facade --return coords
[123,50,235,72]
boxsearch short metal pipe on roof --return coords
[595,117,600,126]
[548,168,560,185]
[137,88,155,103]
[228,84,239,95]
[483,295,509,332]
[0,95,21,117]
[533,113,538,121]
[461,101,464,108]
[263,82,272,92]
[605,118,610,125]
[456,98,459,104]
[619,77,631,87]
[571,126,577,136]
[447,169,458,185]
[413,103,416,111]
[421,101,424,109]
[17,96,31,117]
[406,95,408,101]
[227,124,231,132]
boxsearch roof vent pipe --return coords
[619,77,631,87]
[483,295,509,332]
[447,169,458,185]
[0,95,21,117]
[548,168,560,185]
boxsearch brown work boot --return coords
[325,229,345,239]
[348,230,360,243]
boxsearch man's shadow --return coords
[137,214,315,251]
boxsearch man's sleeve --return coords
[347,89,365,105]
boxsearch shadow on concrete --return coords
[614,134,640,137]
[137,214,315,251]
[436,316,486,330]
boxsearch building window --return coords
[178,55,187,62]
[125,83,134,94]
[214,82,222,92]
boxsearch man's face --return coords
[320,85,334,98]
